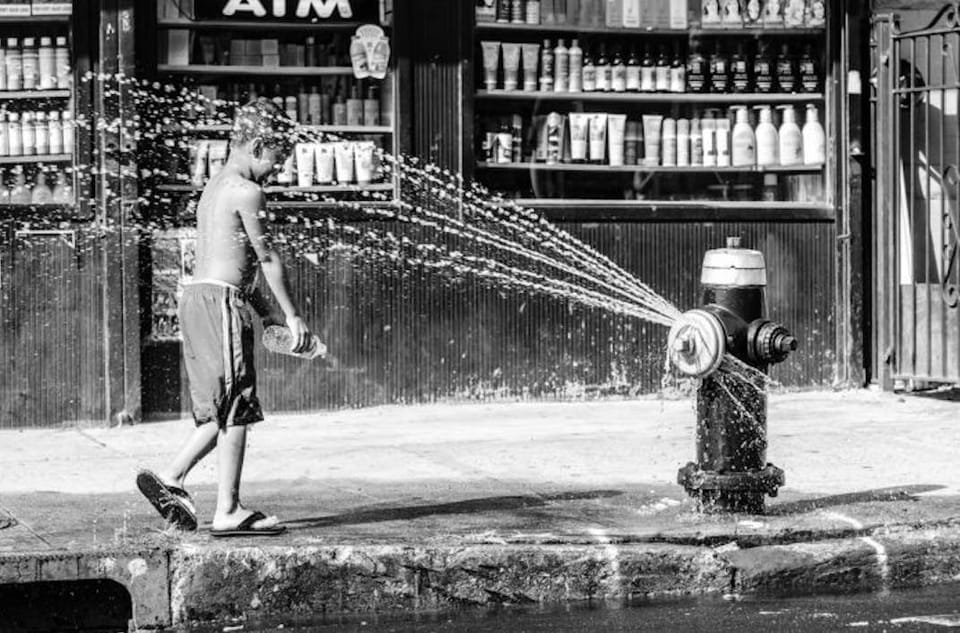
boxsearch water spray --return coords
[667,237,797,514]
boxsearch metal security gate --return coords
[875,3,960,387]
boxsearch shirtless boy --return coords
[137,98,312,537]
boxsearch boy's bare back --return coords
[193,168,265,290]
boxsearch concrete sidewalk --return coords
[2,389,960,628]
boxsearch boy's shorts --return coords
[179,282,264,428]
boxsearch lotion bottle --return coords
[568,39,583,92]
[730,106,755,167]
[802,103,825,165]
[553,38,569,92]
[777,104,803,166]
[7,112,21,156]
[754,105,779,166]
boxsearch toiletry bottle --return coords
[669,41,686,93]
[690,117,703,165]
[654,45,670,93]
[686,40,706,93]
[776,43,796,93]
[284,95,298,122]
[799,43,820,93]
[730,41,750,93]
[625,44,641,92]
[595,43,611,92]
[52,169,72,203]
[298,82,310,124]
[661,117,677,167]
[34,112,48,156]
[332,91,347,125]
[639,44,655,93]
[10,166,30,204]
[611,46,626,92]
[754,105,779,166]
[363,86,379,126]
[526,0,541,23]
[553,38,569,92]
[540,39,554,91]
[709,41,729,93]
[511,0,524,23]
[346,83,363,125]
[47,111,62,155]
[55,36,70,89]
[308,86,322,124]
[582,46,597,92]
[21,37,38,91]
[0,42,7,91]
[777,104,802,166]
[754,39,774,93]
[305,36,317,66]
[21,112,35,156]
[6,38,21,91]
[31,168,53,204]
[62,111,75,154]
[511,114,523,162]
[624,121,639,165]
[730,106,756,167]
[497,121,513,163]
[7,112,21,156]
[701,112,716,167]
[715,115,731,167]
[676,118,690,166]
[802,103,825,165]
[321,91,332,124]
[568,39,583,92]
[0,110,6,156]
[38,37,55,90]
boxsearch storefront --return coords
[0,0,877,426]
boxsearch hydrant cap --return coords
[701,241,767,287]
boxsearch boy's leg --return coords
[158,422,220,488]
[211,423,279,530]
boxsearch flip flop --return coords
[210,511,286,538]
[136,470,198,531]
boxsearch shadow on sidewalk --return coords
[283,490,624,530]
[766,484,945,516]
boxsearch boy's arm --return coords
[235,185,312,353]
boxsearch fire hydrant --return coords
[667,237,797,514]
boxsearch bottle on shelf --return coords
[778,104,803,166]
[346,82,363,126]
[731,106,755,167]
[802,103,825,165]
[776,43,796,93]
[38,37,55,90]
[21,111,35,156]
[6,38,22,92]
[297,82,309,124]
[595,43,611,92]
[654,45,670,93]
[332,90,347,126]
[0,110,6,156]
[308,86,322,125]
[730,41,751,93]
[284,95,298,122]
[568,39,583,92]
[799,43,820,93]
[690,117,703,166]
[755,105,779,166]
[10,165,30,204]
[305,36,317,66]
[709,41,729,93]
[677,118,690,166]
[526,0,541,24]
[55,36,70,89]
[21,38,38,91]
[31,167,53,204]
[754,40,774,93]
[686,40,707,93]
[553,38,569,93]
[625,44,640,92]
[662,117,677,167]
[582,45,597,92]
[539,39,554,92]
[669,41,686,94]
[701,112,717,167]
[7,112,21,156]
[48,111,62,154]
[639,44,655,93]
[52,169,72,204]
[611,46,626,93]
[363,85,379,126]
[35,112,48,155]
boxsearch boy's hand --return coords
[286,315,312,354]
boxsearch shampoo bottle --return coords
[582,47,597,92]
[690,117,703,166]
[553,38,569,92]
[625,44,640,91]
[568,39,583,92]
[540,39,554,91]
[611,46,627,92]
[777,105,803,166]
[639,44,655,93]
[802,103,825,165]
[595,43,611,92]
[731,106,755,167]
[754,105,779,166]
[654,45,670,93]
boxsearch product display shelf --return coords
[476,90,823,103]
[0,154,73,165]
[178,123,394,135]
[474,23,825,36]
[511,198,835,221]
[0,90,72,100]
[156,18,365,31]
[156,183,395,194]
[477,161,824,173]
[0,15,69,24]
[157,64,356,77]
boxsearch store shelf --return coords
[157,18,367,31]
[507,198,835,222]
[0,14,70,23]
[474,22,825,36]
[0,154,74,165]
[477,161,825,174]
[181,123,393,135]
[266,199,395,209]
[156,183,395,194]
[158,64,355,77]
[0,90,72,100]
[476,90,824,104]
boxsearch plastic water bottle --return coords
[262,325,327,360]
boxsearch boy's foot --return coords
[210,510,286,537]
[136,470,198,531]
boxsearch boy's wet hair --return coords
[231,98,295,153]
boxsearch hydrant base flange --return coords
[677,462,785,513]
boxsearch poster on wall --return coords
[190,0,381,23]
